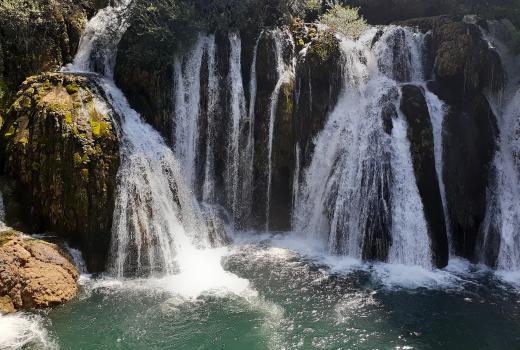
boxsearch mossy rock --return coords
[1,72,120,272]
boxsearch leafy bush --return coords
[319,3,367,39]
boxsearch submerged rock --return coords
[0,230,79,313]
[1,73,120,272]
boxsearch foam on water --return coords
[0,313,56,350]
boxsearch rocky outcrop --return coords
[395,15,504,262]
[1,73,120,272]
[0,0,106,84]
[400,85,449,267]
[0,0,107,120]
[433,21,505,98]
[414,17,503,261]
[0,230,79,313]
[441,93,498,260]
[293,28,343,169]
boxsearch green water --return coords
[27,243,518,350]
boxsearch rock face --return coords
[0,0,107,120]
[432,21,505,98]
[441,93,498,260]
[422,18,502,262]
[1,73,120,272]
[293,28,343,169]
[400,85,449,267]
[0,230,79,313]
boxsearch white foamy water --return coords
[0,314,56,350]
[479,20,520,271]
[389,112,432,268]
[294,27,433,268]
[173,34,209,187]
[63,0,242,300]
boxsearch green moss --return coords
[90,120,110,138]
[73,152,82,166]
[73,152,90,167]
[21,97,32,109]
[309,31,340,62]
[25,87,35,95]
[17,136,28,145]
[65,83,79,95]
[64,112,73,124]
[42,79,52,90]
[4,125,15,137]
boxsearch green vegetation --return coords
[90,120,110,138]
[319,3,367,39]
[307,30,340,61]
[66,84,79,95]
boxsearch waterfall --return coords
[266,29,295,230]
[479,21,520,270]
[173,35,209,188]
[494,90,520,270]
[225,33,250,227]
[67,3,225,277]
[64,0,133,77]
[201,37,219,203]
[424,89,451,253]
[294,27,434,267]
[172,33,259,229]
[389,107,432,268]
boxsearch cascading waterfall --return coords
[294,27,435,267]
[172,32,259,228]
[67,3,225,277]
[65,0,133,77]
[225,33,253,227]
[201,37,219,203]
[376,27,433,267]
[424,89,451,252]
[480,21,520,270]
[173,35,210,187]
[266,29,295,230]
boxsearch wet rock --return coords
[433,20,505,100]
[441,92,498,261]
[294,29,343,169]
[400,84,449,268]
[1,73,120,271]
[0,0,107,102]
[251,31,284,229]
[0,230,79,311]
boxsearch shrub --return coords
[319,2,367,39]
